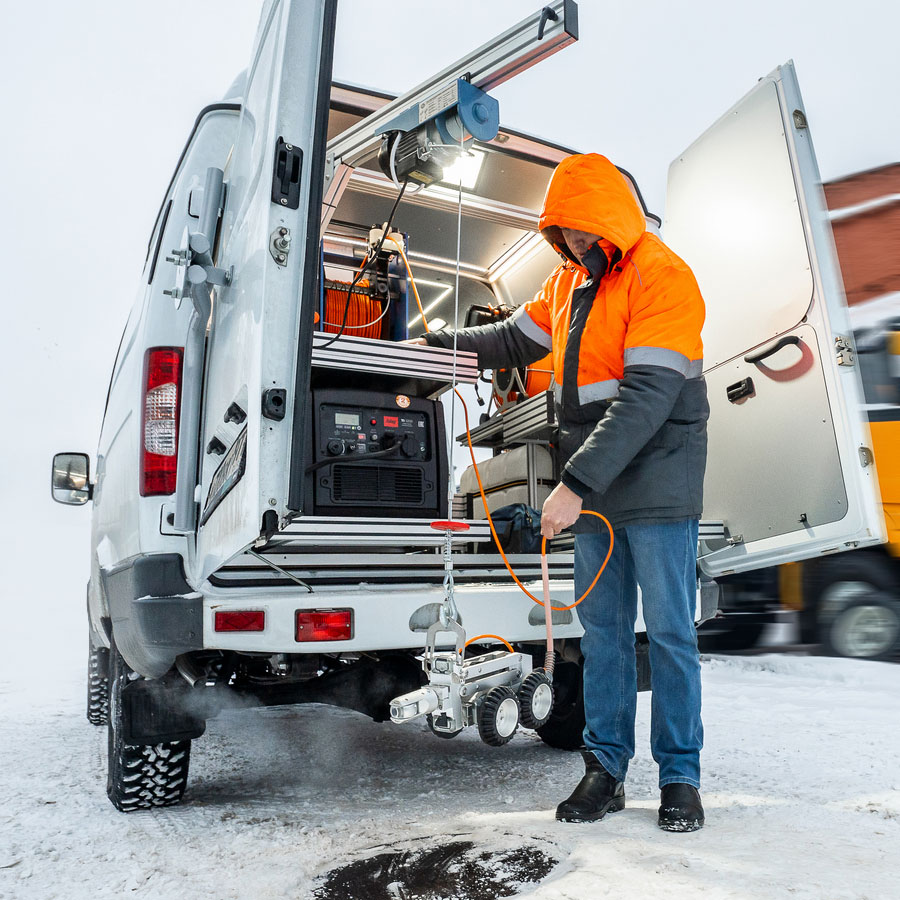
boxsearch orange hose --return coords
[384,237,430,333]
[454,387,613,612]
[464,634,515,653]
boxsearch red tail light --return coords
[140,347,183,496]
[215,610,266,632]
[296,609,353,642]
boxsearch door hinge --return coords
[792,109,808,129]
[835,335,855,366]
[859,446,874,467]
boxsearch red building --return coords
[824,163,900,322]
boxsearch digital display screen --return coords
[335,412,360,428]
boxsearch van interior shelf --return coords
[310,332,478,397]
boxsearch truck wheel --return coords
[536,659,585,751]
[823,594,900,660]
[802,553,898,645]
[87,640,110,726]
[106,641,191,812]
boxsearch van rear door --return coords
[194,0,337,582]
[665,61,885,577]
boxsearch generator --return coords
[307,387,448,519]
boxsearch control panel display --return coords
[321,404,430,460]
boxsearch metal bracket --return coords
[269,226,292,266]
[835,335,855,366]
[322,0,578,228]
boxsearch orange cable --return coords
[385,236,430,333]
[464,634,515,653]
[454,387,614,612]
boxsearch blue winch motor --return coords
[376,79,500,187]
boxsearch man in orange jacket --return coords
[414,153,708,831]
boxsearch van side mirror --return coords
[51,453,92,505]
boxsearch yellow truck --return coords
[787,321,900,658]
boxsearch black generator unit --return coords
[307,388,448,519]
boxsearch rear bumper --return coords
[200,579,584,654]
[102,553,202,677]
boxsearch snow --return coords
[2,653,899,899]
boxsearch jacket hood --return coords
[539,154,646,267]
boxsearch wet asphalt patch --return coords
[311,837,558,899]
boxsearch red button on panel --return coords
[383,416,399,428]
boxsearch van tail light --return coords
[296,609,353,642]
[141,347,183,496]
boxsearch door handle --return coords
[744,334,801,365]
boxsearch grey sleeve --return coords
[563,365,685,495]
[421,312,549,371]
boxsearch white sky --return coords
[1,0,897,665]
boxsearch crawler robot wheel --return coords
[427,714,463,739]
[518,670,554,730]
[477,686,520,746]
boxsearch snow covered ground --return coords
[2,653,898,899]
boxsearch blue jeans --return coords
[574,518,703,789]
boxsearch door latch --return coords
[726,377,755,403]
[271,137,303,209]
[269,226,291,266]
[261,388,287,421]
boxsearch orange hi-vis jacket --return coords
[424,153,709,527]
[514,153,705,405]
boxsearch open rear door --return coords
[194,0,337,581]
[665,62,885,577]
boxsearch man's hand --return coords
[403,337,428,345]
[540,482,583,538]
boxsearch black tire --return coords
[697,621,765,653]
[107,641,191,812]
[518,670,554,729]
[822,594,900,660]
[87,640,110,726]
[477,686,520,746]
[536,659,585,751]
[426,714,463,739]
[801,552,898,644]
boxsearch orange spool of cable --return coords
[524,353,554,396]
[494,352,554,409]
[321,280,384,340]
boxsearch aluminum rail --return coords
[322,1,577,224]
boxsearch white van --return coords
[52,0,884,811]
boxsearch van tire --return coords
[801,552,898,644]
[536,659,585,751]
[87,641,110,726]
[106,641,191,812]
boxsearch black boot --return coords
[658,783,705,832]
[555,750,625,823]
